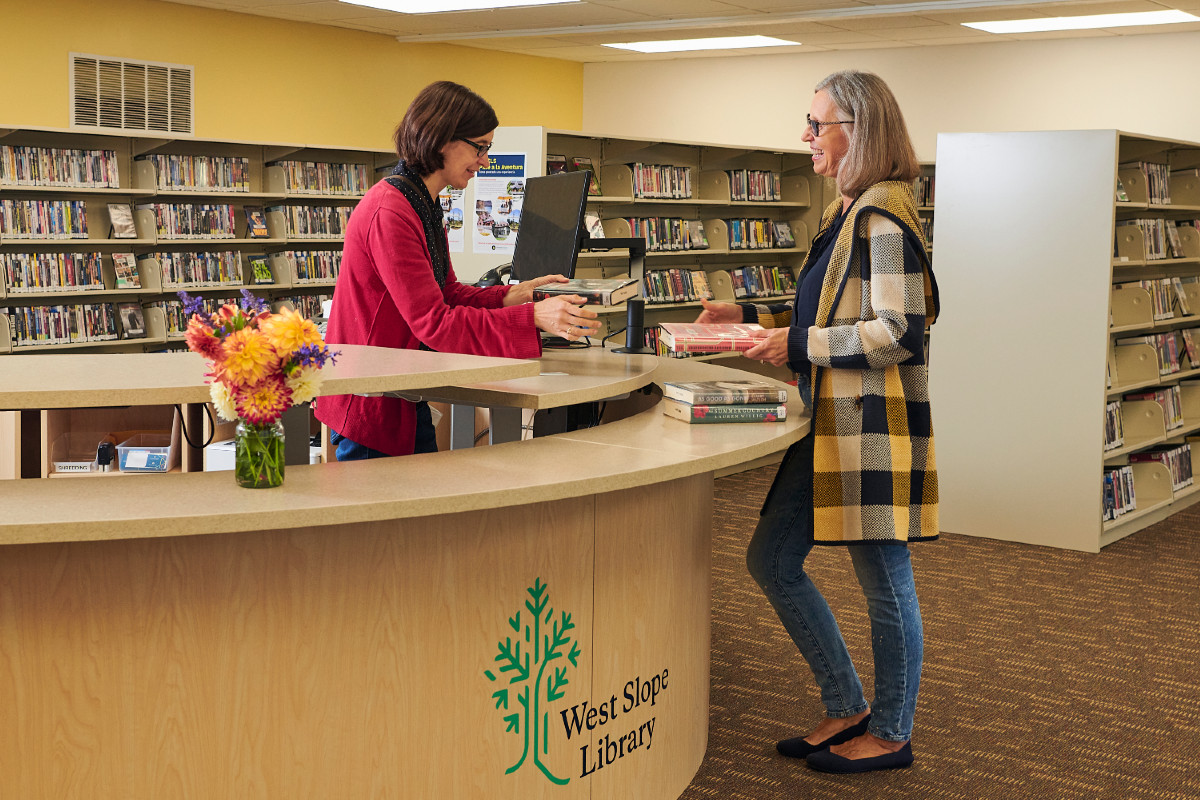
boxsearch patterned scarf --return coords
[387,161,448,289]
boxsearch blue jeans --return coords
[330,401,438,460]
[747,436,923,742]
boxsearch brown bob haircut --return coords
[815,70,920,199]
[394,81,499,177]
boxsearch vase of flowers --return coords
[180,289,337,488]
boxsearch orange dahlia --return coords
[221,327,277,386]
[235,375,293,425]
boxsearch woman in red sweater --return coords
[316,81,600,459]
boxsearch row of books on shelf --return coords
[0,198,89,238]
[727,170,783,202]
[1103,442,1195,521]
[3,301,146,346]
[728,264,797,298]
[270,160,372,196]
[660,379,788,425]
[138,154,251,193]
[629,163,693,200]
[624,217,708,251]
[1117,219,1198,260]
[642,264,798,303]
[913,175,935,206]
[1104,386,1189,451]
[919,216,933,246]
[1117,276,1195,322]
[1,247,342,294]
[157,293,331,334]
[1115,328,1200,378]
[2,252,106,293]
[0,145,120,189]
[728,218,796,250]
[272,204,353,238]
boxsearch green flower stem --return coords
[235,421,285,488]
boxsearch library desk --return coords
[0,351,806,800]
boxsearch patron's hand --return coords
[695,298,743,324]
[744,327,791,367]
[534,296,602,342]
[503,274,569,307]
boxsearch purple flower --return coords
[177,290,205,317]
[295,344,339,369]
[240,288,270,314]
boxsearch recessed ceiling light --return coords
[963,9,1200,34]
[339,0,579,12]
[603,35,799,53]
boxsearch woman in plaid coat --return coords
[697,70,939,774]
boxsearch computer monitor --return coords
[509,170,590,284]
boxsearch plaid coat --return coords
[752,180,939,544]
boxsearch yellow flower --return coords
[235,376,293,425]
[285,365,324,405]
[260,306,323,360]
[210,380,239,422]
[222,327,277,386]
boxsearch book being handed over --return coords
[657,322,768,353]
[532,277,639,306]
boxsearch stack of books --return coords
[660,379,788,424]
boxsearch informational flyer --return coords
[472,153,525,255]
[438,187,466,253]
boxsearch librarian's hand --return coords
[534,296,601,342]
[504,274,569,307]
[695,298,742,325]
[745,327,790,367]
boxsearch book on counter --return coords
[532,277,639,306]
[661,397,786,424]
[663,379,788,405]
[657,322,767,353]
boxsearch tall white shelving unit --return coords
[932,130,1200,552]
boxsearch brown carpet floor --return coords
[681,465,1200,800]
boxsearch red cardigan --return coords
[314,180,542,456]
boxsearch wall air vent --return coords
[70,53,194,135]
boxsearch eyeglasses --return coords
[457,137,493,158]
[806,114,854,137]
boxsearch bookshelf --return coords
[0,127,390,480]
[537,129,828,349]
[932,130,1200,552]
[1,127,391,354]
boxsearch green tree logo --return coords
[484,577,582,785]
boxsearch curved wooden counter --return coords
[0,351,806,800]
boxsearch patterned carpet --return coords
[682,465,1200,800]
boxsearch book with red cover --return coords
[657,322,767,353]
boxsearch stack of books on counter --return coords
[660,379,788,424]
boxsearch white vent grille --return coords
[70,54,193,135]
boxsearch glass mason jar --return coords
[234,419,285,488]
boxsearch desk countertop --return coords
[0,351,806,545]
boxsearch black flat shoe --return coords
[805,741,913,773]
[775,714,872,759]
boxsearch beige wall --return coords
[583,30,1200,160]
[0,0,583,150]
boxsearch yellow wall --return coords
[0,0,583,150]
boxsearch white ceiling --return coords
[158,0,1200,61]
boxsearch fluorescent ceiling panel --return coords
[603,35,799,53]
[340,0,579,12]
[963,9,1200,34]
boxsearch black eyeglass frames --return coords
[457,137,493,158]
[806,115,854,137]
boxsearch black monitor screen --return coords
[509,170,590,283]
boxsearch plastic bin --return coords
[50,431,105,474]
[116,432,178,473]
